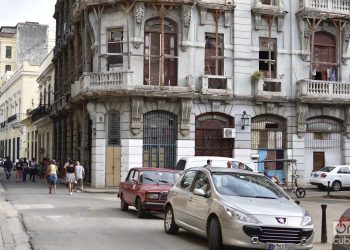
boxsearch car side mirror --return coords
[193,188,208,198]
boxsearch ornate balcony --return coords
[254,78,287,102]
[298,0,350,19]
[297,79,350,103]
[71,71,195,101]
[72,0,198,20]
[31,106,50,124]
[6,113,26,125]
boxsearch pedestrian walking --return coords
[15,159,23,182]
[22,158,29,182]
[47,159,58,194]
[75,161,85,193]
[3,156,13,181]
[41,158,50,179]
[65,159,76,195]
[29,158,37,182]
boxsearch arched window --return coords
[305,117,341,149]
[144,18,178,86]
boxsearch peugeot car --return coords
[164,167,314,250]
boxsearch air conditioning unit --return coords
[223,128,236,138]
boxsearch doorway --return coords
[313,152,325,171]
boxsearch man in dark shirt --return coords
[22,158,29,182]
[4,156,13,181]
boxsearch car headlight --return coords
[146,193,159,200]
[301,212,313,226]
[225,206,260,224]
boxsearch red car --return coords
[118,168,179,218]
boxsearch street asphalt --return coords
[0,170,350,250]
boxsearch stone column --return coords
[61,118,67,163]
[87,102,106,187]
[19,126,27,160]
[66,117,72,159]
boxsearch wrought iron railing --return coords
[7,114,17,123]
[31,106,50,123]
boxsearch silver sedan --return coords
[164,167,314,250]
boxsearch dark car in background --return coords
[118,168,179,218]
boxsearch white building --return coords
[0,22,50,161]
[52,0,350,187]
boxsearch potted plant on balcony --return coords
[251,70,264,81]
[251,71,265,95]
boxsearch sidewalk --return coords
[0,180,31,250]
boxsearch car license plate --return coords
[267,243,295,250]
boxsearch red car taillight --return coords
[321,173,327,178]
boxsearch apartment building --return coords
[0,22,49,161]
[52,0,350,187]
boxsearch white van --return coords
[175,156,256,171]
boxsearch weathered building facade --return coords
[0,22,50,161]
[52,0,350,187]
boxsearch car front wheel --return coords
[208,218,223,250]
[164,205,179,234]
[120,194,128,211]
[136,198,146,218]
[332,181,342,191]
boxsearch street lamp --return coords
[241,111,249,130]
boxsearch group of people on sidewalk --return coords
[2,156,85,195]
[3,157,39,183]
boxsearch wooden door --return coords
[313,152,325,171]
[106,146,121,187]
[195,113,234,157]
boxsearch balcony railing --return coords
[0,121,6,128]
[7,114,17,124]
[299,0,350,15]
[31,106,50,123]
[71,71,132,98]
[297,79,350,101]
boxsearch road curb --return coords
[0,181,15,250]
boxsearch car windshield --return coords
[318,166,336,172]
[212,172,289,199]
[141,170,179,185]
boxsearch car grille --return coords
[159,192,168,201]
[243,226,312,244]
[259,227,302,244]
